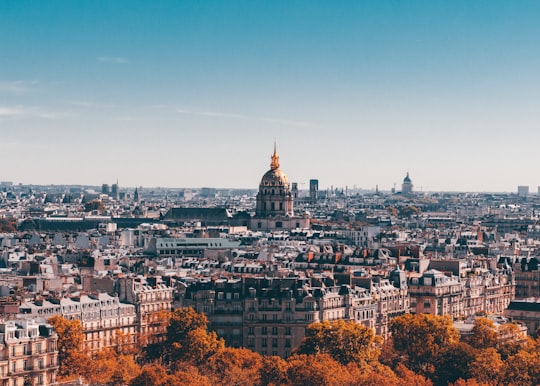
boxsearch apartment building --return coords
[0,319,58,386]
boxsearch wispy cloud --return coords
[0,105,74,119]
[175,108,314,128]
[0,107,24,117]
[0,80,39,94]
[64,100,115,108]
[97,56,128,64]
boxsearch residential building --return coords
[0,319,58,386]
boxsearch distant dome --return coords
[403,172,412,183]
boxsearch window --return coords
[262,338,267,347]
[275,221,282,228]
[272,327,278,335]
[285,327,291,335]
[285,339,291,347]
[248,327,254,335]
[262,327,268,335]
[272,339,278,347]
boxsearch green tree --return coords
[296,320,382,365]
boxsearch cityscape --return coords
[1,145,540,385]
[3,1,540,386]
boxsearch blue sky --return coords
[1,1,540,192]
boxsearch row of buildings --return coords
[2,145,540,383]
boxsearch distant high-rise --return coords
[291,182,298,198]
[309,179,319,202]
[518,186,529,197]
[111,183,119,200]
[101,184,110,195]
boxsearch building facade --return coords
[250,145,309,231]
[182,275,408,357]
[0,319,58,386]
[20,293,137,353]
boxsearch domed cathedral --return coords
[401,172,414,196]
[250,144,310,231]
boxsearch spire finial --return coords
[270,141,280,170]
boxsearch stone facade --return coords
[182,275,408,358]
[0,319,58,386]
[20,293,137,353]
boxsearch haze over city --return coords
[1,1,540,192]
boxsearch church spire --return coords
[270,141,280,170]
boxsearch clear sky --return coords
[1,1,540,192]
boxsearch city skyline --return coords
[2,1,540,192]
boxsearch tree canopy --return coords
[296,319,382,365]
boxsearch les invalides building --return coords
[250,144,309,231]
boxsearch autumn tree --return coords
[394,364,433,386]
[259,355,289,386]
[157,307,224,366]
[465,317,499,350]
[346,362,401,386]
[501,350,540,386]
[130,364,172,386]
[169,364,212,386]
[48,315,89,379]
[84,199,104,212]
[497,322,527,359]
[81,349,118,385]
[469,348,504,385]
[433,341,477,385]
[203,347,262,386]
[390,313,460,377]
[287,354,355,386]
[398,206,421,218]
[296,320,382,365]
[110,354,142,385]
[0,218,16,232]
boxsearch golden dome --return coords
[259,143,290,188]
